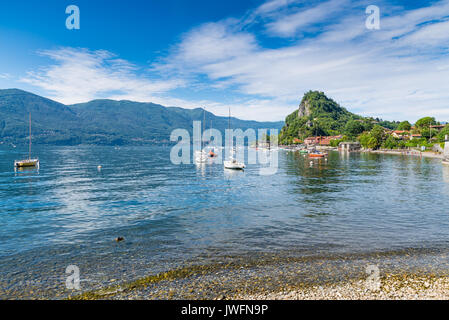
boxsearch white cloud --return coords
[157,0,449,122]
[21,48,184,105]
[18,0,449,122]
[399,19,449,47]
[0,73,11,79]
[265,0,350,37]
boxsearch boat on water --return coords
[224,108,245,170]
[308,149,327,158]
[224,157,245,170]
[195,108,209,164]
[208,148,218,158]
[309,153,326,158]
[14,113,39,168]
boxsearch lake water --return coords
[1,145,449,298]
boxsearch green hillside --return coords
[279,91,399,144]
[0,89,284,146]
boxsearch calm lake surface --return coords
[1,145,449,298]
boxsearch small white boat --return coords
[195,108,209,164]
[195,150,208,163]
[224,157,245,170]
[223,108,245,170]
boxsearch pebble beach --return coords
[239,274,449,300]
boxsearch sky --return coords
[0,0,448,122]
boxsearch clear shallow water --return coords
[1,145,449,298]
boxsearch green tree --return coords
[370,125,385,142]
[367,137,379,149]
[383,136,398,149]
[344,120,365,137]
[397,121,411,131]
[358,132,371,149]
[437,125,449,142]
[421,128,439,140]
[415,117,436,129]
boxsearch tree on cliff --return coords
[397,121,412,131]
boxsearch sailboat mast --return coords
[29,113,31,160]
[201,108,205,160]
[228,107,231,150]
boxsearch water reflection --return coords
[443,164,449,184]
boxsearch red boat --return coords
[309,152,327,158]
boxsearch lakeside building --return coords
[304,135,343,146]
[411,134,422,140]
[431,125,446,131]
[392,130,410,139]
[338,142,361,152]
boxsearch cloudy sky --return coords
[0,0,448,121]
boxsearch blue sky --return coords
[1,0,448,121]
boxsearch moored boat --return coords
[14,113,39,169]
[15,159,39,168]
[224,108,245,170]
[224,154,245,170]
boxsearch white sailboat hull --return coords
[224,160,245,170]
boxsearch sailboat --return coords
[224,108,245,170]
[14,113,39,168]
[207,119,218,158]
[308,125,327,159]
[195,108,208,164]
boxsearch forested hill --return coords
[279,91,399,144]
[0,89,284,146]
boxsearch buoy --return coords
[97,165,102,171]
[115,237,125,242]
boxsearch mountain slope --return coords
[279,91,398,144]
[0,89,80,143]
[0,89,284,145]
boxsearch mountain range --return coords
[0,89,284,146]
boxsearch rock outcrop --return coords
[298,100,312,118]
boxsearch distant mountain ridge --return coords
[0,89,284,146]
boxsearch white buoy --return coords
[97,165,102,171]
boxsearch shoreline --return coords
[366,149,443,159]
[63,246,449,300]
[309,145,444,160]
[238,273,449,300]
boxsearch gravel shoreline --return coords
[238,274,449,300]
